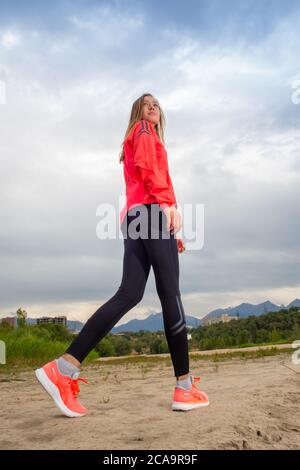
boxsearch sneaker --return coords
[172,375,210,411]
[35,359,89,418]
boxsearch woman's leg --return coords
[142,205,190,378]
[64,231,151,364]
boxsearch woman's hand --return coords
[162,205,182,234]
[176,236,186,254]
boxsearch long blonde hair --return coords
[119,93,166,163]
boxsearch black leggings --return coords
[65,203,190,377]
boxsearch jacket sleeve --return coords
[132,120,177,208]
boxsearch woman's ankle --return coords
[176,372,190,380]
[62,353,81,369]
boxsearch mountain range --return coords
[110,298,300,332]
[200,298,300,322]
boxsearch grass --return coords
[0,328,98,374]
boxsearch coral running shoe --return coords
[35,359,89,418]
[172,375,210,411]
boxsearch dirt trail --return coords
[0,353,299,450]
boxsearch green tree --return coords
[135,340,143,354]
[291,325,300,341]
[150,337,169,354]
[269,327,281,342]
[113,336,131,356]
[34,323,73,342]
[256,328,269,343]
[237,329,249,345]
[96,338,115,357]
[16,308,27,328]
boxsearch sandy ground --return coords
[0,352,299,450]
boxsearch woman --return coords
[35,93,210,417]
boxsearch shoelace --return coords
[191,376,207,400]
[68,377,89,398]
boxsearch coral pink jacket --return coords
[120,119,177,226]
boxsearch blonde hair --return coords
[119,93,166,163]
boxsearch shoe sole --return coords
[35,368,86,418]
[172,400,210,411]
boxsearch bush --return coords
[149,337,169,354]
[112,336,132,356]
[95,338,115,357]
[0,324,95,368]
[32,323,74,342]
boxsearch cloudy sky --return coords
[1,0,300,325]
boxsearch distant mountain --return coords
[287,298,300,309]
[200,299,299,323]
[66,321,84,332]
[114,298,298,333]
[111,313,201,333]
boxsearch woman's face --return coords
[141,95,160,127]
